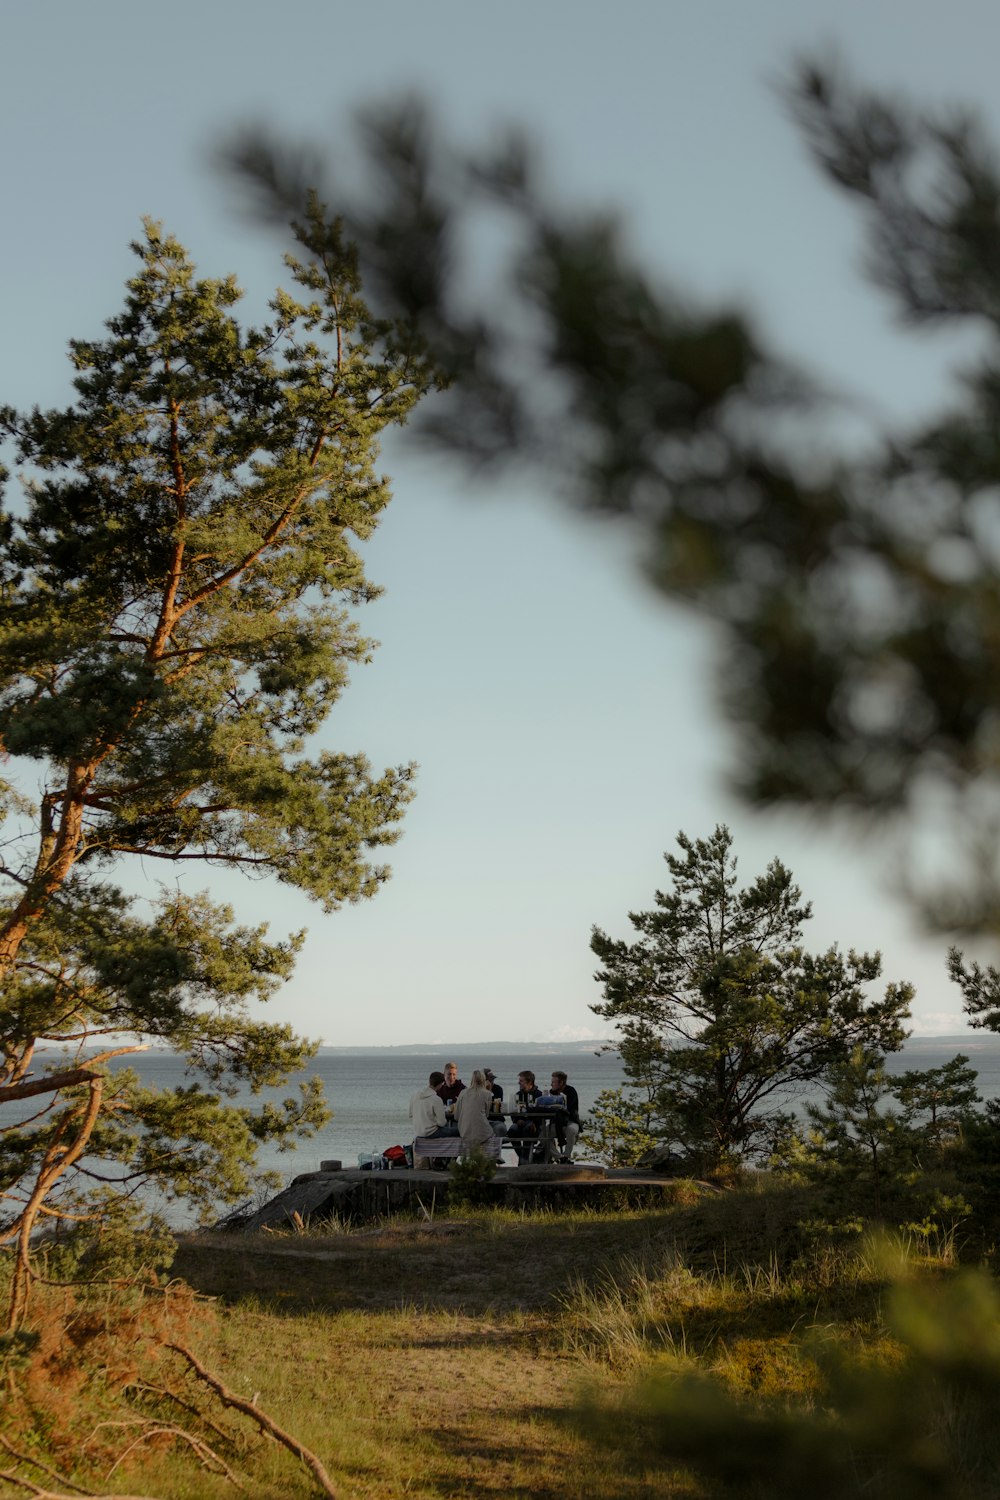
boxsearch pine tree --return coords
[804,1046,901,1215]
[0,207,435,1321]
[225,63,1000,932]
[590,826,913,1165]
[891,1053,981,1144]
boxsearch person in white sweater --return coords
[409,1070,456,1168]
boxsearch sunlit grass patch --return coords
[9,1180,999,1498]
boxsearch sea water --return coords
[102,1047,626,1193]
[17,1035,1000,1224]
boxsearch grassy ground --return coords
[166,1200,708,1498]
[161,1178,891,1498]
[3,1178,965,1499]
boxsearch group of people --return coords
[408,1061,581,1168]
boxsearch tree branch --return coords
[0,1046,149,1104]
[167,1341,339,1499]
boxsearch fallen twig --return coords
[0,1469,155,1499]
[102,1422,246,1492]
[125,1379,233,1445]
[167,1341,338,1499]
[0,1436,89,1495]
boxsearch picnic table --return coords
[504,1106,569,1165]
[413,1100,573,1169]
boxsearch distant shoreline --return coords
[314,1035,998,1055]
[46,1033,997,1059]
[312,1040,618,1056]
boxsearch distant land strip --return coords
[43,1034,999,1059]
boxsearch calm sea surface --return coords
[102,1049,626,1190]
[22,1035,1000,1224]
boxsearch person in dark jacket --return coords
[436,1061,465,1106]
[509,1068,541,1163]
[483,1067,503,1102]
[550,1069,580,1162]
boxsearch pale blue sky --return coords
[2,1,997,1042]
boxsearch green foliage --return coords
[948,946,1000,1033]
[772,1047,982,1221]
[0,210,436,1275]
[801,1047,902,1215]
[0,208,429,910]
[41,1200,177,1284]
[158,1187,1000,1497]
[227,65,1000,932]
[586,1086,658,1167]
[587,1268,1000,1500]
[447,1147,497,1208]
[892,1054,982,1142]
[591,826,913,1165]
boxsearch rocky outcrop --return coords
[220,1161,694,1231]
[238,1175,355,1232]
[634,1144,688,1173]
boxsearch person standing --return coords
[454,1069,495,1154]
[550,1070,580,1162]
[408,1070,455,1170]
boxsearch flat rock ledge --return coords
[223,1162,692,1232]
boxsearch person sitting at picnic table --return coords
[550,1069,581,1162]
[436,1061,465,1110]
[509,1069,541,1163]
[482,1067,506,1133]
[454,1069,495,1153]
[515,1069,540,1109]
[408,1070,458,1169]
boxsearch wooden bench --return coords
[413,1134,503,1162]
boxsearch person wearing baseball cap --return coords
[483,1067,503,1104]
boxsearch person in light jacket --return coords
[454,1069,495,1153]
[409,1070,455,1169]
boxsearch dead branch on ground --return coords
[168,1340,339,1499]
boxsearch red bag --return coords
[383,1144,407,1165]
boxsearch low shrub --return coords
[448,1146,498,1207]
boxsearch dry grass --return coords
[2,1181,964,1499]
[178,1301,689,1500]
[171,1203,694,1315]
